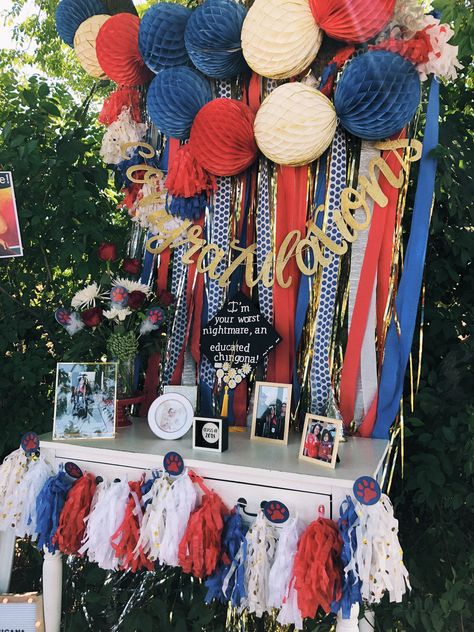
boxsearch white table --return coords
[1,422,388,631]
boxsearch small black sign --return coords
[193,417,228,453]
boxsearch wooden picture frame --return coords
[0,592,44,631]
[193,417,229,452]
[250,382,292,445]
[299,414,342,469]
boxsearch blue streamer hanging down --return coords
[36,470,75,553]
[331,496,362,618]
[373,78,439,439]
[205,508,248,604]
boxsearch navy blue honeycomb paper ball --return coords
[56,0,108,47]
[185,0,247,80]
[139,3,191,72]
[334,50,421,140]
[147,67,212,140]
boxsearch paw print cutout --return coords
[55,308,71,325]
[164,451,184,476]
[146,307,164,325]
[21,432,39,454]
[264,500,290,524]
[65,461,83,479]
[110,286,129,307]
[353,476,381,506]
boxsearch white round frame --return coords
[147,393,194,440]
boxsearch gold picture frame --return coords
[299,414,342,469]
[250,382,292,445]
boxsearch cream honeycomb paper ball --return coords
[241,0,322,80]
[254,83,337,166]
[74,14,110,78]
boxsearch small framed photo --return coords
[299,414,342,469]
[148,393,194,440]
[250,382,292,445]
[53,362,117,440]
[193,417,229,452]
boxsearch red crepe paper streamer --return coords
[309,0,396,44]
[178,472,229,578]
[111,480,153,572]
[53,472,96,555]
[189,99,258,177]
[370,30,432,65]
[166,143,217,198]
[293,518,343,618]
[96,14,154,87]
[99,87,142,126]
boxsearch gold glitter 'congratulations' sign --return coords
[123,139,422,289]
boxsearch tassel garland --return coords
[0,449,28,531]
[53,472,97,555]
[36,470,75,553]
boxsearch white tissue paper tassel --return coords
[99,108,147,165]
[242,510,278,618]
[277,578,304,630]
[268,516,303,609]
[15,453,54,538]
[0,449,28,531]
[347,493,411,605]
[135,475,171,561]
[159,472,198,567]
[79,479,130,570]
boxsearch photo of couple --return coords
[251,382,292,444]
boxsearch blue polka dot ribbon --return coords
[256,158,273,324]
[310,127,347,414]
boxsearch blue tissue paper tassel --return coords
[205,508,247,604]
[332,496,362,618]
[167,191,208,220]
[36,470,75,553]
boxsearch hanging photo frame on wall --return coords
[250,382,292,445]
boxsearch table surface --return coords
[39,421,389,488]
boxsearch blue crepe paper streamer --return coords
[373,78,439,438]
[36,471,75,553]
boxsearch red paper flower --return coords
[98,242,118,262]
[122,258,141,275]
[81,307,103,327]
[127,291,147,310]
[157,289,175,307]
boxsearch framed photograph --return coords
[250,382,292,445]
[0,592,44,631]
[53,362,117,440]
[148,393,194,440]
[299,414,342,469]
[193,417,228,452]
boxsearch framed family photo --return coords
[299,414,342,469]
[53,362,117,440]
[250,382,292,445]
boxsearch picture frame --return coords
[250,381,292,445]
[163,384,198,412]
[148,392,194,440]
[193,417,229,452]
[298,414,342,469]
[53,362,117,440]
[0,592,44,631]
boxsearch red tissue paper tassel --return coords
[111,480,153,572]
[99,87,142,126]
[166,144,217,199]
[178,472,229,578]
[293,518,343,619]
[370,29,432,66]
[53,472,96,555]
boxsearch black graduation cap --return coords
[201,291,281,388]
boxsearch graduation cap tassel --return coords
[220,385,229,418]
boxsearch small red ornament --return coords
[96,14,154,87]
[98,242,118,261]
[122,257,141,275]
[309,0,396,44]
[189,99,258,177]
[81,307,103,327]
[127,290,147,310]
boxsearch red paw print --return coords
[55,308,71,325]
[264,500,289,524]
[354,476,381,505]
[147,307,164,325]
[164,452,184,475]
[21,432,39,454]
[110,286,129,307]
[65,461,83,479]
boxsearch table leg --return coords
[43,549,62,632]
[335,603,360,631]
[0,529,16,592]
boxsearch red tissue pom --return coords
[96,14,154,86]
[99,87,142,126]
[165,143,216,198]
[189,99,258,177]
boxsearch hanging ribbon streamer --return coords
[309,127,347,414]
[373,78,439,439]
